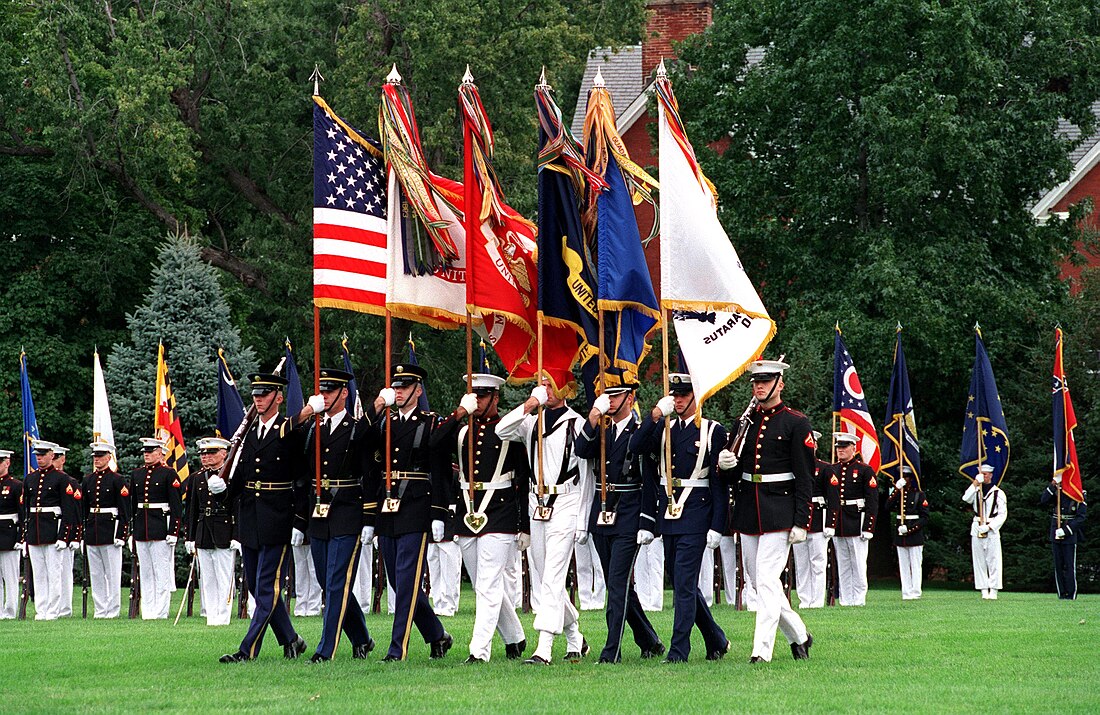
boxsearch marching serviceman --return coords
[824,432,879,607]
[631,373,730,664]
[22,440,80,620]
[576,383,664,663]
[81,441,130,618]
[220,373,309,662]
[52,446,82,618]
[724,360,813,664]
[1040,474,1086,599]
[886,467,928,600]
[297,369,376,661]
[962,464,1007,600]
[130,437,183,620]
[498,375,593,665]
[363,363,453,662]
[430,373,529,663]
[185,437,236,626]
[0,449,23,619]
[791,431,828,608]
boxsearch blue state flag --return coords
[959,328,1011,485]
[216,348,246,438]
[406,334,431,412]
[284,339,305,417]
[340,336,362,419]
[19,350,39,476]
[881,327,921,488]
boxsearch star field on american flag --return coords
[314,111,386,218]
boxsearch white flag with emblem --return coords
[92,349,117,471]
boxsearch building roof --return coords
[569,45,645,137]
[1033,100,1100,220]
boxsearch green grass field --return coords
[3,585,1095,713]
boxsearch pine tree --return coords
[106,233,257,471]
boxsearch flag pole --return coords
[385,308,393,496]
[661,309,672,511]
[974,324,987,534]
[310,66,325,504]
[598,308,608,517]
[534,68,548,509]
[461,66,477,518]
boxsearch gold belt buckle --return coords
[312,503,330,519]
[596,510,617,526]
[665,504,683,520]
[381,497,401,513]
[752,473,763,483]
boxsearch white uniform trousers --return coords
[29,544,65,620]
[741,532,808,662]
[198,547,236,625]
[292,543,322,616]
[635,536,665,611]
[833,536,869,606]
[528,492,584,660]
[59,546,74,617]
[86,544,123,618]
[136,539,173,619]
[897,545,923,599]
[0,550,21,618]
[427,540,462,616]
[793,532,827,608]
[458,534,525,660]
[352,540,374,613]
[971,532,1002,594]
[574,537,606,610]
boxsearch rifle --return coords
[712,545,722,607]
[17,545,31,620]
[80,542,89,619]
[371,548,384,614]
[781,549,794,603]
[825,539,839,606]
[521,550,532,614]
[283,551,295,611]
[174,554,196,625]
[186,562,196,618]
[127,545,141,619]
[236,559,249,619]
[733,534,744,611]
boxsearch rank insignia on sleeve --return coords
[66,484,74,495]
[869,477,877,489]
[922,500,928,507]
[74,489,82,500]
[803,434,815,448]
[172,479,181,488]
[120,486,129,497]
[830,475,839,486]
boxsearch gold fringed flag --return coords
[155,343,189,483]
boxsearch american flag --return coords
[832,327,882,471]
[312,96,387,315]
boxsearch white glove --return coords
[530,385,549,405]
[230,539,242,553]
[378,388,396,406]
[592,393,611,415]
[1053,473,1063,485]
[516,532,531,551]
[69,540,82,551]
[207,475,227,494]
[431,520,446,542]
[113,538,124,548]
[977,524,990,535]
[291,528,305,547]
[360,527,374,545]
[127,537,134,552]
[656,395,675,417]
[574,530,589,546]
[896,477,907,490]
[1056,527,1066,539]
[54,540,67,551]
[823,527,835,539]
[637,529,655,546]
[307,394,326,413]
[459,393,478,415]
[860,531,873,541]
[185,541,196,555]
[166,535,178,547]
[788,526,807,545]
[706,529,721,550]
[898,525,909,536]
[717,449,738,470]
[15,542,25,553]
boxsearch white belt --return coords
[543,482,579,496]
[842,499,865,507]
[29,506,61,515]
[898,514,920,520]
[741,472,795,483]
[89,508,119,515]
[460,481,510,492]
[137,502,170,510]
[0,513,18,522]
[811,496,826,505]
[672,478,710,488]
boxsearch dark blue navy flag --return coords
[406,334,431,412]
[959,328,1011,486]
[216,348,246,438]
[284,339,305,417]
[881,327,921,488]
[19,350,39,476]
[340,335,362,419]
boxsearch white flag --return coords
[385,170,467,329]
[92,349,117,471]
[656,69,775,413]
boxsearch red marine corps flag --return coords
[1053,328,1084,502]
[154,342,189,483]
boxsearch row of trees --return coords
[4,0,1100,590]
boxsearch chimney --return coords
[642,0,714,78]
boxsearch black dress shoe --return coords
[641,642,666,659]
[505,639,527,660]
[381,654,401,662]
[464,655,488,664]
[749,656,765,664]
[430,632,453,659]
[284,635,307,660]
[353,638,376,660]
[219,652,250,663]
[706,640,731,661]
[523,655,550,665]
[564,638,590,662]
[308,653,329,663]
[791,633,813,660]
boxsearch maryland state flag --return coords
[216,348,246,438]
[833,326,882,471]
[582,71,660,387]
[959,327,1010,485]
[881,325,920,487]
[1053,328,1084,502]
[155,343,189,482]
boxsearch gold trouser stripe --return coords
[330,539,362,658]
[247,545,287,659]
[399,533,428,660]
